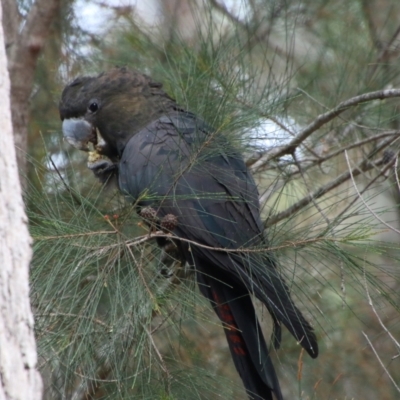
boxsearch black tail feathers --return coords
[197,272,283,400]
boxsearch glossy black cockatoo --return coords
[59,67,318,400]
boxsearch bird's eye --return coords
[88,101,99,113]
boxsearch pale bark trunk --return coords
[0,2,42,399]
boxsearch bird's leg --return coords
[139,210,190,283]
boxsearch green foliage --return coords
[30,161,246,399]
[27,1,400,399]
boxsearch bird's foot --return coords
[87,158,117,183]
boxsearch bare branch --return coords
[36,312,111,330]
[395,157,400,192]
[264,154,388,228]
[144,326,172,390]
[345,150,400,235]
[279,132,399,181]
[311,131,398,165]
[330,159,395,226]
[7,0,61,180]
[124,230,358,254]
[1,0,21,52]
[34,230,118,241]
[362,331,400,393]
[292,151,330,225]
[252,89,400,172]
[363,270,400,352]
[208,0,289,59]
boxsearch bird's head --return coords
[59,67,177,157]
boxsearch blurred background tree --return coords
[5,0,400,399]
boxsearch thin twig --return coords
[144,326,172,393]
[345,150,400,235]
[292,151,330,225]
[362,331,400,393]
[363,269,400,352]
[36,312,111,329]
[34,230,117,240]
[303,131,397,169]
[208,0,290,59]
[125,243,156,304]
[72,228,348,255]
[331,158,395,225]
[394,157,400,191]
[264,154,387,228]
[248,131,398,174]
[252,89,400,172]
[125,230,373,254]
[151,305,179,334]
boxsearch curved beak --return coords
[62,118,96,151]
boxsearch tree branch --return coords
[362,331,400,393]
[264,154,389,228]
[1,0,21,53]
[251,89,400,172]
[6,0,61,181]
[280,132,398,180]
[345,150,400,235]
[208,0,290,60]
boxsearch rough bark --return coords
[0,2,42,399]
[2,0,61,186]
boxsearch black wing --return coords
[118,111,317,399]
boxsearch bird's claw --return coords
[159,241,191,283]
[87,158,117,183]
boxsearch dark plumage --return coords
[60,67,318,400]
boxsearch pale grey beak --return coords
[62,118,95,151]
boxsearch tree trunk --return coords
[0,2,42,399]
[2,0,61,187]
